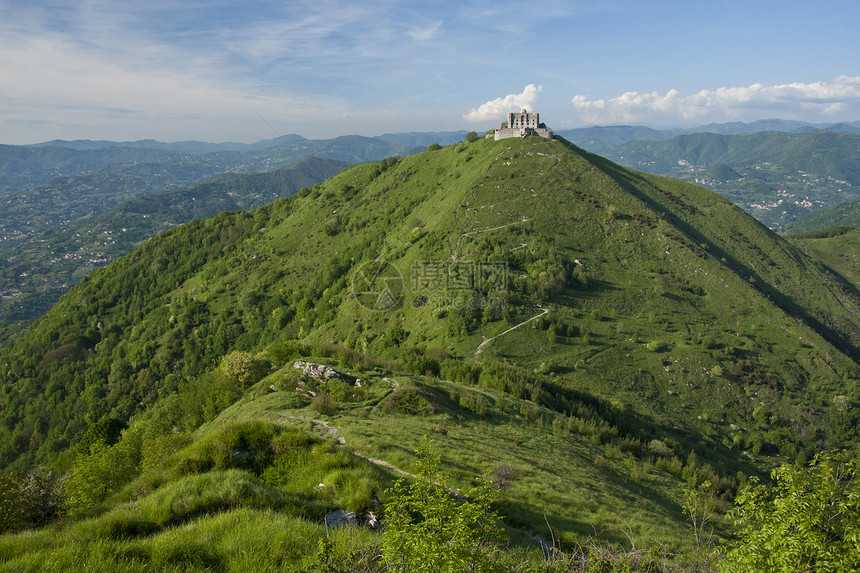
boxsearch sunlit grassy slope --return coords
[789,227,860,290]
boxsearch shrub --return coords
[381,439,501,572]
[723,451,860,572]
[311,392,337,415]
[648,439,673,458]
[220,351,270,387]
[0,469,66,533]
[656,456,684,476]
[383,386,434,416]
[64,433,142,515]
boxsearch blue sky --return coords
[1,0,858,143]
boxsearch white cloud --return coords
[571,76,860,125]
[463,84,543,122]
[408,20,443,41]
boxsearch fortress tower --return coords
[493,109,553,141]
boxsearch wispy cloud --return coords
[1,1,858,142]
[571,76,860,124]
[0,22,348,141]
[408,20,443,41]
[463,84,543,122]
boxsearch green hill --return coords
[783,199,860,235]
[789,227,860,291]
[0,134,451,333]
[603,131,860,228]
[1,136,858,568]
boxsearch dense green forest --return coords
[1,136,857,570]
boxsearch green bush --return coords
[220,351,271,387]
[0,469,65,533]
[381,439,501,572]
[311,392,337,415]
[646,340,671,352]
[723,451,860,572]
[382,386,435,416]
[64,438,140,514]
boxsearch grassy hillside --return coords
[4,133,859,471]
[0,368,713,570]
[789,227,860,291]
[1,136,858,567]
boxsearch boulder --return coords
[324,509,357,527]
[293,361,345,381]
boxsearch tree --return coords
[220,351,270,387]
[381,439,501,572]
[0,468,66,533]
[723,451,860,572]
[465,131,479,143]
[682,480,716,570]
[64,437,140,514]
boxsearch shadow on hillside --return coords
[554,137,860,361]
[493,447,691,549]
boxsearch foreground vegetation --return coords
[1,404,856,571]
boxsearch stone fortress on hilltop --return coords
[493,109,553,141]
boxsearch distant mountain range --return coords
[556,119,860,152]
[0,135,416,196]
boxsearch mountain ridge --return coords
[2,135,857,470]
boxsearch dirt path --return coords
[475,306,549,357]
[353,452,415,477]
[450,215,529,261]
[352,452,466,498]
[461,217,529,238]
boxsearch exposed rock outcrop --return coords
[293,361,345,381]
